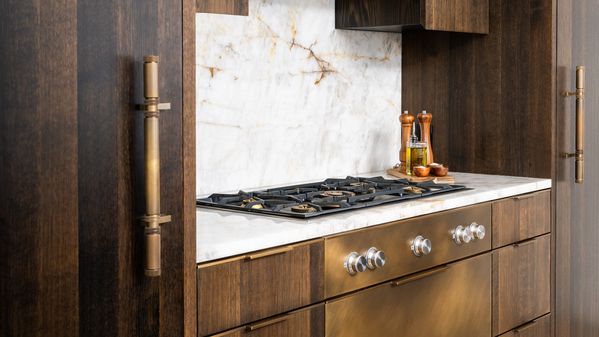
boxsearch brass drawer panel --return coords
[326,253,492,337]
[325,203,491,297]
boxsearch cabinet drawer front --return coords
[210,305,325,337]
[497,314,551,337]
[325,204,491,297]
[492,190,550,248]
[198,240,324,336]
[326,253,491,337]
[493,235,550,335]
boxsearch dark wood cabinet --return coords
[335,0,489,34]
[197,240,324,336]
[209,305,325,337]
[492,190,551,248]
[493,234,551,336]
[497,314,551,337]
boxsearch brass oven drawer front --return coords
[324,204,491,297]
[326,253,492,337]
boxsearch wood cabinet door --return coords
[198,241,324,336]
[493,234,551,336]
[211,305,324,337]
[556,1,599,336]
[492,191,551,248]
[497,315,551,337]
[1,0,196,337]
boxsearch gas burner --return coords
[291,204,318,213]
[320,190,356,198]
[197,176,467,218]
[241,197,264,209]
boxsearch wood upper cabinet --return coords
[210,305,324,337]
[197,240,324,336]
[492,234,551,336]
[492,190,551,248]
[335,0,489,34]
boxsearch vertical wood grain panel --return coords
[198,241,324,336]
[183,0,198,335]
[197,0,248,16]
[493,235,551,335]
[492,191,551,248]
[402,0,554,178]
[78,0,193,336]
[0,0,79,336]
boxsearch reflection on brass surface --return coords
[562,66,585,183]
[137,55,172,277]
[326,254,491,337]
[324,204,491,297]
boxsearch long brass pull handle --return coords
[391,265,449,287]
[562,66,585,184]
[246,315,289,331]
[245,246,293,260]
[137,55,172,277]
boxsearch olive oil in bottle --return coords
[406,123,428,175]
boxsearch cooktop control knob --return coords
[469,222,486,240]
[452,225,473,245]
[411,236,432,257]
[366,247,386,270]
[344,252,368,275]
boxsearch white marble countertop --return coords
[196,172,551,263]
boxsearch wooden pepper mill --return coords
[399,111,415,173]
[417,110,434,165]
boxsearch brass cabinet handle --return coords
[137,55,172,277]
[513,237,537,248]
[513,193,536,201]
[390,265,449,287]
[562,66,585,184]
[514,319,538,334]
[245,246,294,260]
[246,315,289,332]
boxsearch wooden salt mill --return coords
[417,110,434,165]
[399,111,415,173]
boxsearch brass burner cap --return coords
[291,204,317,213]
[320,190,355,197]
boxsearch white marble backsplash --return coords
[196,0,402,196]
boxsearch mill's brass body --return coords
[138,55,171,277]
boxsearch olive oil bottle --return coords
[405,123,428,175]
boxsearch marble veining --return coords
[196,172,552,263]
[196,0,402,196]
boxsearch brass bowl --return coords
[413,166,431,177]
[431,165,449,177]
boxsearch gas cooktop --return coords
[196,176,468,218]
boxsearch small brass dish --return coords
[413,166,431,177]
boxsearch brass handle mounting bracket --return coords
[561,66,585,184]
[136,55,172,277]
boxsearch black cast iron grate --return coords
[196,176,468,218]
